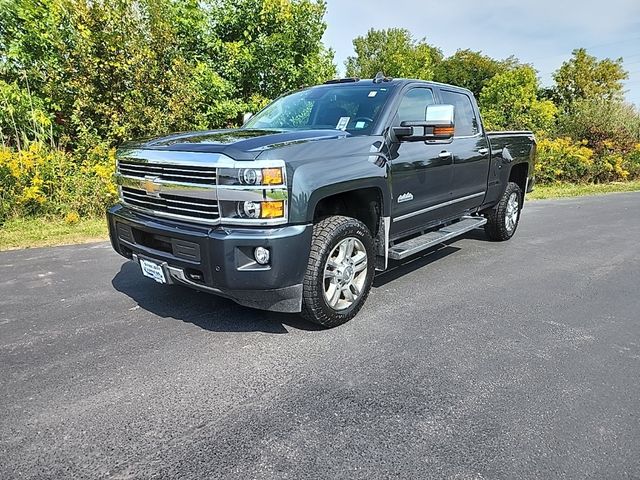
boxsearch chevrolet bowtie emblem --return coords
[143,176,161,197]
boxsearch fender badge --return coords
[397,192,413,203]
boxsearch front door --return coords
[388,87,454,237]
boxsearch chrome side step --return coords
[388,216,487,260]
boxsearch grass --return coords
[528,180,640,200]
[1,181,639,250]
[0,216,108,251]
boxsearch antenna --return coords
[373,71,393,83]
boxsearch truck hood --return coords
[121,128,351,160]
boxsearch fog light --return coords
[254,247,270,265]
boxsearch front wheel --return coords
[301,216,375,328]
[484,182,522,241]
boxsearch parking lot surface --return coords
[1,193,639,479]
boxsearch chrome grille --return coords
[121,187,219,222]
[118,160,216,185]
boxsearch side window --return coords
[440,90,478,137]
[396,88,435,124]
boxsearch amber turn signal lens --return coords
[260,201,285,218]
[433,126,454,136]
[262,168,283,185]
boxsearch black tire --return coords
[484,182,523,241]
[301,215,375,328]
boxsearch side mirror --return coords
[242,112,254,124]
[392,104,455,141]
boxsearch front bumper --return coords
[107,204,312,312]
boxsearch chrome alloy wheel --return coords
[323,237,368,311]
[505,191,519,233]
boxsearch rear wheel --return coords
[484,182,522,241]
[301,216,375,328]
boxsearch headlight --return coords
[224,200,286,220]
[217,160,288,225]
[218,167,284,186]
[239,201,261,218]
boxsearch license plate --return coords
[139,258,166,284]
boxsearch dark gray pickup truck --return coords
[108,75,536,327]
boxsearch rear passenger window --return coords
[440,90,478,137]
[396,88,435,124]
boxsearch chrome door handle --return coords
[439,151,452,158]
[478,148,489,155]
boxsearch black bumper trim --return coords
[108,204,312,313]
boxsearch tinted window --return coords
[440,90,478,136]
[396,88,435,124]
[244,85,393,135]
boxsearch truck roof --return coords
[319,76,474,96]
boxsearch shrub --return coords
[535,137,594,184]
[0,80,53,149]
[535,137,640,184]
[0,142,116,224]
[557,98,640,154]
[592,151,629,183]
[624,144,640,180]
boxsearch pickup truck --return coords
[108,75,536,327]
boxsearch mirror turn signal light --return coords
[433,126,455,136]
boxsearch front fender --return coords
[290,159,390,224]
[254,135,391,224]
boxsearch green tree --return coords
[479,66,557,133]
[0,0,335,149]
[210,0,335,101]
[553,48,628,110]
[434,49,519,98]
[344,28,442,80]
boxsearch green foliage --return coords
[553,48,628,110]
[0,79,53,148]
[0,0,335,150]
[557,98,640,153]
[535,137,594,184]
[535,137,640,185]
[344,28,442,80]
[211,0,336,100]
[0,141,116,223]
[2,3,640,225]
[625,144,640,179]
[479,66,558,133]
[434,49,518,98]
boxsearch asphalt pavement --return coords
[1,192,639,479]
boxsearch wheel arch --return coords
[508,162,529,199]
[309,184,387,237]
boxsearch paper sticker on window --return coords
[336,116,350,130]
[368,91,378,97]
[355,121,366,129]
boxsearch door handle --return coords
[478,148,489,155]
[438,151,452,158]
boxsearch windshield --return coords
[243,85,394,135]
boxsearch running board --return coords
[388,216,487,261]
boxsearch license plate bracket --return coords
[139,258,167,284]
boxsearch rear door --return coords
[388,86,454,236]
[438,89,490,214]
